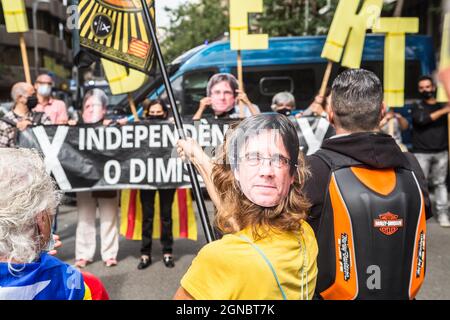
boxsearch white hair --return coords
[271,92,296,111]
[10,82,30,102]
[0,148,60,271]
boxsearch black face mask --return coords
[276,108,292,116]
[147,115,166,120]
[420,90,436,100]
[26,95,38,111]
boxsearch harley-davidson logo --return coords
[373,212,403,236]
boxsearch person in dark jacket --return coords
[137,99,176,269]
[304,69,431,300]
[411,75,450,227]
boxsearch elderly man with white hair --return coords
[0,148,109,300]
[0,82,50,148]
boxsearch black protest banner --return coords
[16,116,333,192]
[17,118,234,192]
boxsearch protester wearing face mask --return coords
[0,82,51,147]
[411,75,450,227]
[33,74,68,125]
[135,99,177,270]
[271,92,297,116]
[175,114,318,300]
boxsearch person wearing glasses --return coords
[33,74,69,125]
[174,114,318,300]
[192,73,260,120]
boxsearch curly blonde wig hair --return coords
[211,114,310,240]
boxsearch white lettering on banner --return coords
[162,125,179,147]
[86,127,104,150]
[105,126,121,149]
[130,159,146,183]
[33,126,72,190]
[104,160,121,184]
[77,124,229,151]
[149,125,161,148]
[135,125,148,148]
[121,126,134,148]
[297,117,330,155]
[122,158,203,185]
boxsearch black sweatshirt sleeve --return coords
[304,155,332,234]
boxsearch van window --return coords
[182,69,218,115]
[158,76,183,111]
[260,77,294,96]
[232,66,317,112]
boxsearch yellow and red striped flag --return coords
[120,189,198,241]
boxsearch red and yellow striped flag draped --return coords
[120,189,198,241]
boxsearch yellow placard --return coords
[437,13,450,102]
[321,0,382,68]
[229,0,268,51]
[101,58,148,95]
[1,0,28,33]
[373,18,419,107]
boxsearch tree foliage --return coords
[160,0,399,62]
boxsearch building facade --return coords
[0,0,72,101]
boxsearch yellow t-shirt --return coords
[180,221,318,300]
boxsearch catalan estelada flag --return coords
[0,253,109,300]
[120,189,198,241]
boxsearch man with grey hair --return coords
[271,91,296,116]
[193,73,260,120]
[0,148,108,300]
[304,69,431,300]
[0,82,50,147]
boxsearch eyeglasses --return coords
[211,90,234,97]
[240,153,293,169]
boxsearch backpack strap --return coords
[237,235,288,300]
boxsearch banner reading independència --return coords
[16,116,333,192]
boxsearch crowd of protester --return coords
[0,69,447,299]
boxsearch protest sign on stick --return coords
[373,18,419,108]
[320,0,382,96]
[1,0,31,83]
[229,0,268,117]
[101,58,148,122]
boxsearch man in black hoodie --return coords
[304,69,431,300]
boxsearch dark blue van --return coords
[127,34,436,120]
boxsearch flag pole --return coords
[237,50,245,118]
[19,33,32,84]
[139,0,215,243]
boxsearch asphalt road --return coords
[55,201,450,300]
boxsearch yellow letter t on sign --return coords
[373,18,419,107]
